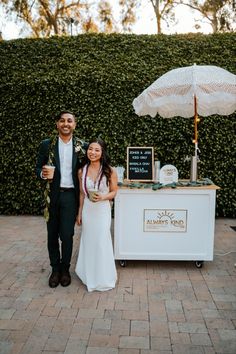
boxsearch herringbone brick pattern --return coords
[0,216,235,354]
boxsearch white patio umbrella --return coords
[132,64,236,180]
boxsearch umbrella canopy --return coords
[132,64,236,181]
[132,64,236,119]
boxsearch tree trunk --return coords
[52,18,59,35]
[211,13,218,33]
[151,0,162,34]
[157,12,161,33]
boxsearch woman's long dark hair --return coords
[82,138,112,185]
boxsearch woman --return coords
[75,138,118,292]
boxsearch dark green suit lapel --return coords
[54,138,60,171]
[72,137,77,170]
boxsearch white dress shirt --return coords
[59,137,74,188]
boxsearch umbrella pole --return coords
[194,95,198,157]
[190,95,199,182]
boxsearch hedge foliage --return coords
[0,33,235,217]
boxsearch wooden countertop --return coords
[118,179,220,190]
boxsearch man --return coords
[36,111,84,288]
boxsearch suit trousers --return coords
[47,189,77,272]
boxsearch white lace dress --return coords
[75,165,117,292]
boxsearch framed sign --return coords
[127,146,154,181]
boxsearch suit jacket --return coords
[36,137,81,211]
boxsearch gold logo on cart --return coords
[144,209,187,232]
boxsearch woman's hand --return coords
[76,213,82,225]
[92,193,105,202]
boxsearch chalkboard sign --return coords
[127,147,154,181]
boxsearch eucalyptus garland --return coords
[118,178,214,191]
[43,131,87,222]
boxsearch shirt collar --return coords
[59,137,73,146]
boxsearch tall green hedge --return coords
[0,33,235,217]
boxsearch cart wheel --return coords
[119,260,127,267]
[195,261,204,268]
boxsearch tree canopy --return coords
[0,0,235,37]
[180,0,236,33]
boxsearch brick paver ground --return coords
[0,216,235,354]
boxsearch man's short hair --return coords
[55,111,76,121]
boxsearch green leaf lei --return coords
[43,131,87,222]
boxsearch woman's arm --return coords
[76,169,85,225]
[93,167,118,202]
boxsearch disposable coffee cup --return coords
[45,165,55,180]
[88,189,99,202]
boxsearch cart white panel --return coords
[114,187,217,261]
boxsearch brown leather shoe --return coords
[60,270,71,287]
[49,271,61,288]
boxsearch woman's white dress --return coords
[75,166,117,292]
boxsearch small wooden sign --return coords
[127,147,154,181]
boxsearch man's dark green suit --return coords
[35,111,85,287]
[36,137,80,273]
